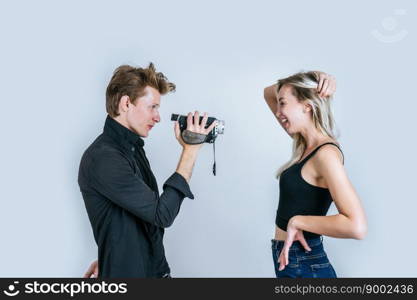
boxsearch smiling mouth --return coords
[280,118,289,128]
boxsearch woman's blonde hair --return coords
[276,71,338,178]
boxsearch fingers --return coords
[83,270,91,278]
[317,73,336,98]
[278,251,284,271]
[184,111,217,134]
[318,73,326,93]
[298,234,312,252]
[278,232,296,271]
[278,247,288,271]
[285,247,289,267]
[186,112,193,130]
[328,75,336,96]
[320,78,329,97]
[199,112,217,134]
[281,250,287,271]
[174,121,180,139]
[174,121,186,147]
[193,111,200,129]
[200,112,208,129]
[322,77,335,97]
[205,120,217,134]
[83,263,94,278]
[278,244,289,271]
[276,231,313,272]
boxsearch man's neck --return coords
[113,115,129,130]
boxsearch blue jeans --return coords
[271,237,337,278]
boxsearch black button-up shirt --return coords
[78,115,194,278]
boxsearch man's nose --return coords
[153,113,160,123]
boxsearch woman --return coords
[264,71,367,278]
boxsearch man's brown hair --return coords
[105,63,176,117]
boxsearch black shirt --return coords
[78,115,194,278]
[276,142,344,239]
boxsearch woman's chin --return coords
[286,128,297,137]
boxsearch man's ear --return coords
[118,95,130,113]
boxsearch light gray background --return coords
[0,0,415,277]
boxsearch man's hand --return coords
[83,260,98,278]
[316,72,336,98]
[174,111,217,149]
[174,111,217,182]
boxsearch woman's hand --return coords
[264,84,278,102]
[277,216,312,271]
[316,72,336,98]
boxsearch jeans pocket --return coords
[311,263,330,270]
[300,245,329,264]
[300,253,326,260]
[310,263,336,278]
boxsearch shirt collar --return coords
[103,115,145,148]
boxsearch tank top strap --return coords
[298,142,344,165]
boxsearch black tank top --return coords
[275,142,344,239]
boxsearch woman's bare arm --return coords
[290,145,367,239]
[263,84,280,122]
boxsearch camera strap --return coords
[181,130,206,145]
[212,141,216,176]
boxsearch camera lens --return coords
[216,120,225,134]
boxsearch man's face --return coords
[126,86,161,137]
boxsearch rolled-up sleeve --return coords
[88,149,193,228]
[164,172,194,200]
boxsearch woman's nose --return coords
[275,109,282,117]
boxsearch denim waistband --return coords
[271,236,323,251]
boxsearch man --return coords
[78,63,215,278]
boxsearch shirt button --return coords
[131,147,135,151]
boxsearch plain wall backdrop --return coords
[0,0,416,277]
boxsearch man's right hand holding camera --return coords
[174,111,217,182]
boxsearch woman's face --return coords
[275,84,310,135]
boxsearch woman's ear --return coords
[303,103,312,113]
